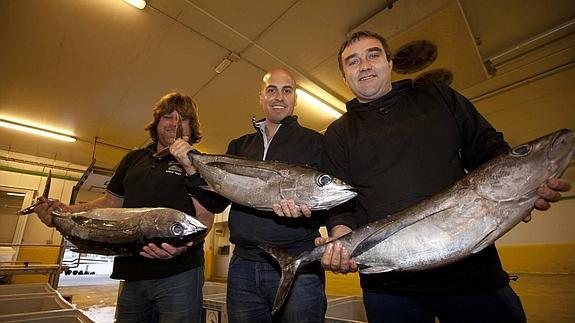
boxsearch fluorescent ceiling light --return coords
[123,0,146,9]
[296,89,343,119]
[6,192,26,197]
[0,118,77,142]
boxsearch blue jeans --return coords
[116,267,204,323]
[363,284,526,323]
[226,256,326,323]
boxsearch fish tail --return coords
[259,244,302,315]
[16,170,52,215]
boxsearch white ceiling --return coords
[1,0,574,171]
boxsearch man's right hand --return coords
[33,197,68,227]
[315,225,358,274]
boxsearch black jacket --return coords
[322,80,511,294]
[227,116,324,261]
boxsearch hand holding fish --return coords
[34,197,70,227]
[534,178,571,210]
[170,137,197,175]
[521,178,572,222]
[140,242,193,259]
[314,225,358,274]
[272,200,312,218]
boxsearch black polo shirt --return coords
[106,144,204,281]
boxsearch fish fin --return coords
[351,203,457,258]
[259,245,302,315]
[359,265,394,274]
[70,215,136,231]
[42,171,52,198]
[16,171,53,215]
[470,228,498,254]
[207,162,278,181]
[152,147,170,158]
[198,185,216,192]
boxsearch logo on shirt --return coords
[166,161,185,176]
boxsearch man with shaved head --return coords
[224,68,327,322]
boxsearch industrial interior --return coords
[1,0,574,322]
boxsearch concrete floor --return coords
[56,273,575,323]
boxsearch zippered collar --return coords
[251,115,298,131]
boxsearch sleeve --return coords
[105,150,138,197]
[436,84,510,171]
[184,173,230,214]
[321,120,360,231]
[307,132,324,169]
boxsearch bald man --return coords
[224,68,327,322]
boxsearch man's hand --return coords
[34,197,69,227]
[272,199,311,218]
[170,137,196,175]
[534,178,570,210]
[525,178,571,222]
[315,225,358,274]
[140,241,194,259]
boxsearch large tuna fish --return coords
[18,173,207,256]
[187,152,357,211]
[263,129,575,314]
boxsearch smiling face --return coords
[341,37,393,103]
[259,69,297,124]
[155,110,191,151]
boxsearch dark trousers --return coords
[363,284,526,323]
[226,255,326,323]
[116,267,204,323]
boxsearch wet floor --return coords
[56,273,575,323]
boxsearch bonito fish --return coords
[187,152,357,211]
[18,173,207,256]
[262,129,575,314]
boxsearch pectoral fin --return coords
[470,228,498,254]
[359,265,395,274]
[207,162,279,181]
[352,201,458,258]
[71,215,136,232]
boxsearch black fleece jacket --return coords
[322,80,511,295]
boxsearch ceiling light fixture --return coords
[6,192,26,197]
[0,118,77,143]
[296,89,343,119]
[123,0,146,10]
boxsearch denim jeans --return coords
[363,284,526,323]
[116,266,204,323]
[226,256,326,323]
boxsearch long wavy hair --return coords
[145,92,202,144]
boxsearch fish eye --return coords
[170,223,184,236]
[316,174,332,187]
[510,144,532,157]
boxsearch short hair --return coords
[337,31,393,75]
[145,92,202,144]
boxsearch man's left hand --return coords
[524,178,571,222]
[272,199,311,218]
[534,178,571,210]
[140,241,194,259]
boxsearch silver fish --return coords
[51,207,207,255]
[18,173,207,256]
[262,129,575,314]
[188,152,357,211]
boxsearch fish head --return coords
[141,209,208,247]
[295,171,357,210]
[170,213,208,239]
[474,129,575,201]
